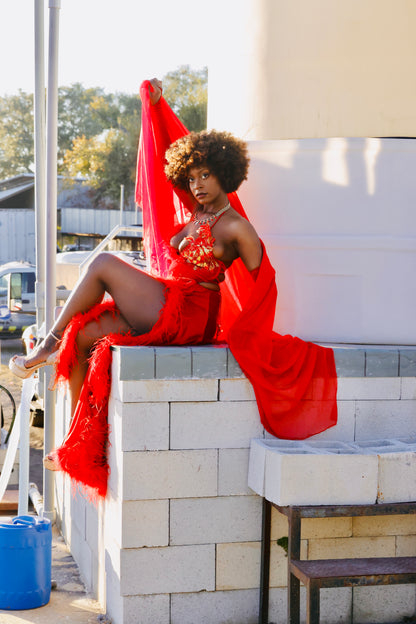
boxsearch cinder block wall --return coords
[54,344,416,624]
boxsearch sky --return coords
[0,0,218,97]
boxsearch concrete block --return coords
[268,587,352,624]
[216,541,288,590]
[352,585,416,623]
[155,346,192,379]
[301,516,352,539]
[264,450,378,506]
[113,399,170,451]
[114,378,218,403]
[120,544,215,595]
[316,588,352,624]
[170,495,262,545]
[70,486,87,538]
[219,378,256,401]
[355,400,416,440]
[353,514,416,537]
[399,349,416,376]
[251,439,379,506]
[170,401,262,449]
[365,349,399,377]
[377,450,416,503]
[227,350,244,377]
[271,506,289,540]
[106,561,171,624]
[351,439,407,454]
[123,594,170,624]
[191,345,227,378]
[218,448,252,495]
[68,522,93,591]
[336,377,401,400]
[85,498,103,558]
[112,345,155,381]
[248,439,308,498]
[307,400,356,442]
[308,536,395,560]
[216,542,260,590]
[116,499,169,548]
[396,535,416,556]
[401,377,416,399]
[334,348,365,377]
[120,449,218,500]
[171,588,259,624]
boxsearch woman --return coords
[9,79,337,497]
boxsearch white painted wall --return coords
[239,138,416,344]
[208,0,416,139]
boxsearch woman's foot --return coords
[43,452,59,472]
[9,330,62,379]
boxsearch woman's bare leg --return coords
[22,253,166,369]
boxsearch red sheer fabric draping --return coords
[136,80,338,439]
[53,80,337,499]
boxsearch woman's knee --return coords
[87,252,114,276]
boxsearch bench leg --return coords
[288,510,301,624]
[259,498,272,624]
[306,580,320,624]
[288,572,300,624]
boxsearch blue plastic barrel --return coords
[0,515,52,610]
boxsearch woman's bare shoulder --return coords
[221,210,262,270]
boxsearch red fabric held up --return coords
[136,80,337,439]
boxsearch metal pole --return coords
[119,184,125,224]
[43,0,61,523]
[34,0,46,329]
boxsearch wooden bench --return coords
[259,500,416,624]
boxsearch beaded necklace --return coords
[191,202,230,226]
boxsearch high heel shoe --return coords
[8,350,59,379]
[43,453,59,471]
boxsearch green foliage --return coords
[62,89,142,205]
[163,65,208,132]
[0,91,34,179]
[276,536,288,556]
[0,66,207,204]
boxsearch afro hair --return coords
[164,129,249,194]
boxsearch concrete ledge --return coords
[248,437,416,506]
[112,344,416,380]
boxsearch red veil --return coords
[53,81,337,499]
[136,80,337,440]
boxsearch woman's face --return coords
[188,166,225,206]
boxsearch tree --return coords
[62,91,142,205]
[0,91,34,179]
[58,83,111,160]
[0,66,207,203]
[162,65,208,132]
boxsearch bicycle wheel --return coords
[0,384,17,445]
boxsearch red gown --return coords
[52,81,338,499]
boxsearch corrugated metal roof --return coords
[0,181,34,203]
